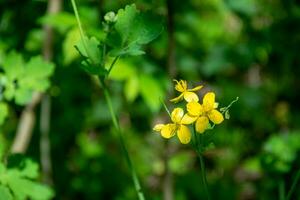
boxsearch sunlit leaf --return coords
[107,4,163,56]
[139,74,164,112]
[124,76,139,102]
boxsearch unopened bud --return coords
[104,11,117,23]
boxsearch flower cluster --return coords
[153,80,224,144]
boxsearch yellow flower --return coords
[185,92,224,133]
[170,80,203,103]
[153,108,194,144]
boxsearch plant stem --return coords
[192,128,210,200]
[286,168,300,200]
[279,179,285,200]
[71,0,93,63]
[71,1,145,198]
[198,152,210,200]
[98,78,145,200]
[107,56,119,76]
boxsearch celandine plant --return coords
[70,0,163,199]
[154,80,238,199]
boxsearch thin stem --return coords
[98,78,145,200]
[279,179,285,200]
[286,168,300,200]
[71,1,144,198]
[193,127,210,200]
[107,56,119,76]
[198,153,210,200]
[159,98,171,117]
[70,0,93,63]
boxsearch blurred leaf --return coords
[109,60,136,81]
[19,56,55,94]
[107,4,163,56]
[0,157,54,200]
[76,36,103,65]
[25,29,43,52]
[77,133,103,158]
[63,28,81,65]
[242,157,262,173]
[226,0,257,16]
[0,185,13,200]
[0,103,8,125]
[19,159,39,179]
[1,53,55,105]
[262,134,300,173]
[169,152,193,174]
[39,12,77,33]
[139,74,164,112]
[124,76,139,102]
[2,51,24,80]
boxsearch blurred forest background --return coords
[1,0,300,199]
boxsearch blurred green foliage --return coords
[0,153,54,200]
[1,0,300,199]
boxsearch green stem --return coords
[70,0,89,56]
[107,56,119,76]
[286,168,300,200]
[193,127,210,200]
[279,179,285,200]
[198,152,210,200]
[98,78,145,200]
[71,1,145,198]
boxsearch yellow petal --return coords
[171,108,184,123]
[153,124,165,132]
[181,114,197,125]
[203,92,215,112]
[174,79,187,92]
[195,116,209,134]
[170,93,184,103]
[208,109,224,124]
[188,85,203,92]
[161,123,176,138]
[214,102,219,108]
[187,101,203,116]
[183,91,199,102]
[177,125,191,144]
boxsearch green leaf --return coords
[24,56,54,79]
[14,88,33,105]
[2,157,55,200]
[107,4,163,56]
[0,185,13,200]
[39,12,77,33]
[124,76,139,102]
[79,60,107,76]
[109,60,136,81]
[75,36,106,76]
[25,29,43,52]
[63,28,81,65]
[76,36,103,66]
[2,51,24,80]
[0,103,8,125]
[139,74,164,112]
[18,56,55,96]
[225,110,230,119]
[19,159,39,179]
[7,174,54,200]
[3,82,15,101]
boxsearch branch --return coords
[11,93,42,153]
[40,0,62,185]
